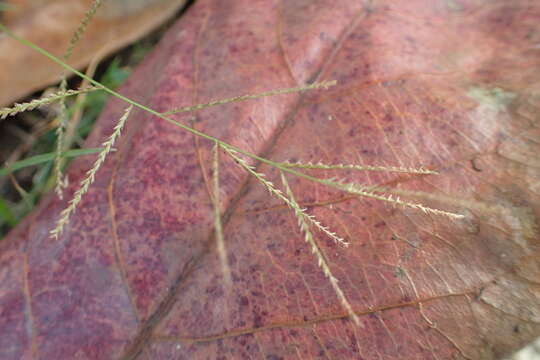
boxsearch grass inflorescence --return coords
[0,86,101,120]
[0,2,470,328]
[49,105,132,239]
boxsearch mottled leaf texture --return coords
[1,0,539,359]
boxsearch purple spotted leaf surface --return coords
[1,0,539,359]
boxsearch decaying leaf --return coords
[0,0,539,359]
[0,0,187,106]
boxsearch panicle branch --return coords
[222,145,348,247]
[280,161,438,175]
[164,80,337,115]
[50,105,132,239]
[280,173,360,326]
[329,179,465,219]
[0,86,101,120]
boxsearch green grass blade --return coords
[0,148,103,177]
[0,197,17,227]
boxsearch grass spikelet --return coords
[212,142,232,286]
[63,0,104,61]
[53,103,69,199]
[364,186,498,214]
[280,173,360,326]
[331,180,465,219]
[50,105,132,239]
[0,86,100,120]
[164,80,337,115]
[280,161,438,175]
[303,212,349,247]
[222,145,347,246]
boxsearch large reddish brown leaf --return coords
[1,0,539,359]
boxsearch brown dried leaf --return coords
[0,0,187,106]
